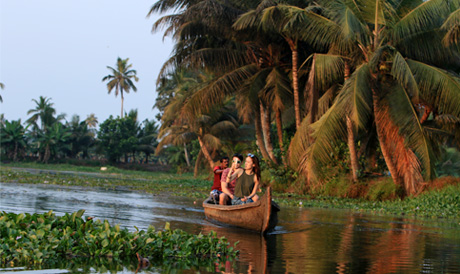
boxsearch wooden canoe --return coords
[202,186,280,234]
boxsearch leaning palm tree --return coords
[289,0,460,195]
[102,57,139,118]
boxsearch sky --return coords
[0,0,174,126]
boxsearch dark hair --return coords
[220,156,229,162]
[232,153,243,162]
[247,154,261,181]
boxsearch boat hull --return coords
[203,187,279,234]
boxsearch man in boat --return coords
[219,153,244,205]
[209,156,229,203]
[226,153,260,205]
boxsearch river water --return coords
[1,182,460,273]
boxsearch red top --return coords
[221,168,237,194]
[211,165,224,191]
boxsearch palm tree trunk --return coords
[194,151,203,178]
[344,61,359,182]
[260,102,277,164]
[254,105,271,162]
[275,109,287,166]
[346,116,359,182]
[374,0,379,50]
[121,90,124,118]
[288,39,301,130]
[184,143,191,167]
[197,135,214,170]
[306,54,318,124]
[14,143,18,162]
[43,144,50,163]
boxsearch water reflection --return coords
[1,182,460,273]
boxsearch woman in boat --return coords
[225,153,260,205]
[219,153,244,205]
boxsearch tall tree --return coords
[102,57,139,118]
[26,96,64,132]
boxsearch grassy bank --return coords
[1,163,459,219]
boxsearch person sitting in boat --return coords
[219,153,244,205]
[209,156,229,203]
[225,153,260,205]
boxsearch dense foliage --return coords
[0,210,238,269]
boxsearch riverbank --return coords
[1,163,459,220]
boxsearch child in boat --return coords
[219,153,244,205]
[209,156,229,203]
[225,153,260,205]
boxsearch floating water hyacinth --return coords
[0,210,239,268]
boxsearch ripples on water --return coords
[1,182,459,273]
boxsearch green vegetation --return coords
[276,183,460,219]
[2,166,459,219]
[0,210,238,270]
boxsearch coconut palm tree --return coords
[66,115,96,159]
[289,0,460,195]
[85,113,99,128]
[37,123,71,163]
[234,1,317,130]
[0,119,28,161]
[0,82,4,102]
[26,96,65,133]
[102,57,138,118]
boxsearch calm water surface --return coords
[1,182,460,274]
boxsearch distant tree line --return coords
[0,96,160,165]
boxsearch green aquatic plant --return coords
[0,210,238,269]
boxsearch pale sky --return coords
[0,0,174,126]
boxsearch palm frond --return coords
[341,63,373,130]
[185,64,259,115]
[210,120,238,136]
[384,82,435,180]
[317,85,339,117]
[287,113,313,171]
[263,67,292,111]
[391,51,420,101]
[441,8,460,46]
[203,133,222,150]
[296,91,349,180]
[283,5,342,50]
[233,9,260,30]
[312,53,345,91]
[408,59,460,117]
[374,90,424,194]
[390,0,453,44]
